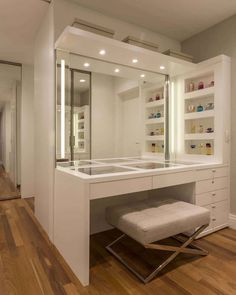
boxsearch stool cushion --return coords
[106,199,210,245]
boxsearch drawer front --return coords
[196,167,228,181]
[90,177,152,199]
[212,200,229,228]
[195,177,228,194]
[202,204,213,232]
[153,171,195,189]
[196,189,228,206]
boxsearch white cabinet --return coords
[195,166,229,237]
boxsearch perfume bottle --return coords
[151,143,156,153]
[188,105,195,113]
[189,82,195,92]
[206,143,212,155]
[197,104,204,112]
[199,125,204,133]
[199,143,205,154]
[198,81,204,90]
[156,94,160,100]
[156,111,161,118]
[191,123,196,134]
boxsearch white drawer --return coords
[90,177,152,199]
[153,171,196,189]
[211,200,229,228]
[196,189,228,206]
[196,167,228,181]
[203,200,229,230]
[195,177,227,194]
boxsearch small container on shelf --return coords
[155,128,161,135]
[151,143,156,153]
[209,80,214,87]
[206,143,213,155]
[191,123,196,134]
[189,82,195,92]
[148,97,154,102]
[205,102,214,110]
[197,104,204,112]
[198,81,204,90]
[199,125,204,133]
[155,111,162,118]
[155,94,160,101]
[206,127,214,133]
[199,143,205,154]
[188,105,195,113]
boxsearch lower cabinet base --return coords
[196,223,229,239]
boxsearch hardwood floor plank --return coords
[0,198,236,295]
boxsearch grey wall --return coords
[182,15,236,214]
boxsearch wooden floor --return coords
[0,198,236,295]
[0,165,20,201]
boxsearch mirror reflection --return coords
[56,50,166,165]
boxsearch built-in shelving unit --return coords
[143,84,165,155]
[183,71,215,157]
[74,105,90,154]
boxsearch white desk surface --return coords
[56,157,226,183]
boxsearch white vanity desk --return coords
[54,158,229,286]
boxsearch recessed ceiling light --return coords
[114,68,120,73]
[84,63,90,67]
[160,65,165,70]
[80,79,86,83]
[140,74,145,78]
[99,49,106,55]
[132,58,138,63]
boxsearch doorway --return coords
[0,62,21,200]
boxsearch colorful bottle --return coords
[151,143,156,153]
[206,143,212,155]
[197,104,204,112]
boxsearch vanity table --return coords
[54,158,229,286]
[54,26,231,286]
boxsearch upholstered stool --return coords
[106,198,210,283]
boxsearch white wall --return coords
[54,0,181,53]
[21,65,35,198]
[182,15,236,214]
[34,4,55,238]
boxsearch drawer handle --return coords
[212,218,216,221]
[212,205,216,209]
[212,180,215,184]
[212,193,216,196]
[212,169,216,173]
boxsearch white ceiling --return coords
[72,0,236,41]
[0,0,50,64]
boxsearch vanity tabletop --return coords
[56,157,227,183]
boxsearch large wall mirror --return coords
[56,50,167,164]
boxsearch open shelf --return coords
[146,117,164,125]
[184,133,214,140]
[146,135,164,141]
[184,86,215,100]
[145,99,165,108]
[184,110,214,120]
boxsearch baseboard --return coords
[229,214,236,229]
